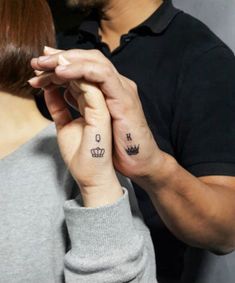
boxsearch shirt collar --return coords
[132,0,182,34]
[79,0,182,36]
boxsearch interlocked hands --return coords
[29,47,165,203]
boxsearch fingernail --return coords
[34,70,44,76]
[31,58,38,65]
[44,46,55,51]
[56,65,67,72]
[28,77,38,85]
[38,56,50,62]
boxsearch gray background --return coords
[173,0,235,52]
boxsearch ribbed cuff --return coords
[64,188,136,257]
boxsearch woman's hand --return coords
[29,55,123,207]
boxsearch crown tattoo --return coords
[125,144,140,156]
[91,147,105,158]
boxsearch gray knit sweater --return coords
[0,123,157,283]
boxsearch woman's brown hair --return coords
[0,0,56,96]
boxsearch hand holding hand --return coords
[29,53,123,207]
[30,47,170,190]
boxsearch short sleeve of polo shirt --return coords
[172,46,235,177]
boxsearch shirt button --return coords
[122,34,135,43]
[124,36,132,42]
[77,33,84,43]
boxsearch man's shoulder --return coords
[171,11,231,58]
[167,11,234,77]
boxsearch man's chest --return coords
[109,46,181,156]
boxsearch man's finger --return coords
[54,61,124,100]
[31,49,111,72]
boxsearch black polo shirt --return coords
[58,0,235,281]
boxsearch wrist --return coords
[133,150,178,193]
[78,175,123,208]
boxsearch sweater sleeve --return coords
[63,175,157,283]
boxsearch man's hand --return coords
[30,47,235,253]
[30,47,168,186]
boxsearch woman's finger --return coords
[28,72,68,89]
[44,88,72,131]
[57,55,110,118]
[64,89,79,112]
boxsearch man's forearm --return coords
[135,152,235,254]
[29,47,235,253]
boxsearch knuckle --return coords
[91,49,103,57]
[86,64,96,77]
[91,49,111,64]
[68,49,79,56]
[130,80,138,91]
[102,65,113,77]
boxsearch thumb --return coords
[58,55,110,121]
[69,80,111,127]
[70,80,108,112]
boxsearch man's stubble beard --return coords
[67,0,109,13]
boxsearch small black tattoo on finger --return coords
[96,134,101,143]
[125,145,140,156]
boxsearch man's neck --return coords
[100,0,163,51]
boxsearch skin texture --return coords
[33,52,123,207]
[47,80,123,207]
[29,0,235,254]
[0,91,51,159]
